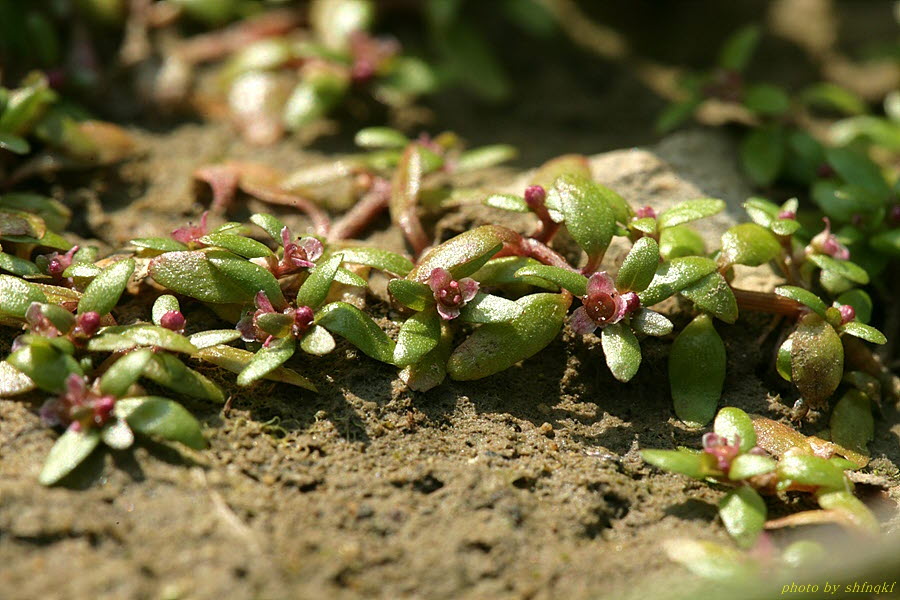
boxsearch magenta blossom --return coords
[702,432,742,472]
[427,268,479,321]
[838,304,855,325]
[808,218,850,260]
[25,303,62,338]
[349,31,400,82]
[40,374,116,432]
[72,311,101,339]
[160,310,187,333]
[777,209,796,220]
[236,291,314,345]
[172,211,209,246]
[634,205,657,220]
[41,245,80,279]
[269,227,324,277]
[570,272,639,335]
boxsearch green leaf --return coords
[399,321,453,392]
[143,352,224,402]
[249,213,288,240]
[777,454,848,491]
[198,233,272,259]
[836,289,872,324]
[89,325,198,355]
[388,278,434,311]
[825,146,890,200]
[719,486,766,548]
[770,218,800,236]
[656,96,701,134]
[513,264,587,296]
[807,253,869,285]
[0,252,39,276]
[0,360,36,397]
[455,145,517,172]
[601,322,641,382]
[116,396,206,450]
[436,21,510,102]
[679,272,738,324]
[629,217,657,236]
[720,223,780,267]
[237,337,297,386]
[774,286,827,317]
[658,199,725,229]
[740,125,785,186]
[471,257,558,290]
[728,454,776,481]
[552,173,615,262]
[714,407,756,451]
[150,250,283,306]
[354,127,409,149]
[791,314,844,407]
[77,258,135,316]
[638,257,717,307]
[669,314,726,426]
[295,253,343,309]
[801,83,866,115]
[0,131,29,154]
[7,342,82,393]
[640,449,720,479]
[333,267,367,287]
[39,428,101,486]
[393,308,441,367]
[99,348,153,397]
[298,324,335,356]
[0,274,47,318]
[316,302,395,363]
[840,321,886,345]
[662,538,754,581]
[337,247,413,276]
[101,419,135,450]
[743,84,790,116]
[63,263,101,279]
[448,293,569,381]
[616,237,659,293]
[0,193,71,233]
[187,329,242,350]
[408,225,520,281]
[458,292,522,324]
[816,489,879,534]
[870,229,900,257]
[130,237,189,253]
[152,295,180,326]
[718,25,760,71]
[484,193,529,213]
[830,390,873,457]
[658,225,705,260]
[195,345,316,391]
[629,309,673,337]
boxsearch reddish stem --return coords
[732,288,804,318]
[241,182,331,238]
[518,238,580,272]
[329,187,390,241]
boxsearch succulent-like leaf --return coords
[0,132,29,154]
[719,486,766,548]
[151,295,180,326]
[835,289,872,324]
[0,360,36,397]
[484,193,529,213]
[601,322,641,382]
[130,237,189,253]
[714,407,757,452]
[790,314,844,408]
[447,293,570,380]
[0,274,47,318]
[77,258,134,316]
[777,454,848,491]
[249,213,288,240]
[187,329,242,350]
[830,390,873,457]
[298,324,335,356]
[774,286,827,317]
[629,217,657,236]
[870,229,900,257]
[679,272,738,324]
[658,225,705,260]
[316,302,396,363]
[658,199,725,230]
[816,489,879,535]
[740,125,785,186]
[39,428,101,486]
[207,250,285,307]
[399,321,453,392]
[195,345,316,391]
[333,267,367,288]
[143,353,225,402]
[641,449,720,479]
[718,25,760,71]
[825,146,891,199]
[728,454,776,481]
[616,237,659,293]
[408,225,521,281]
[337,247,413,277]
[115,396,206,450]
[99,348,153,397]
[89,325,198,355]
[669,314,726,426]
[393,308,441,367]
[472,257,558,290]
[0,252,40,276]
[638,257,717,307]
[455,145,517,172]
[354,126,409,149]
[295,253,344,310]
[237,336,297,386]
[629,309,673,337]
[529,154,591,191]
[840,321,886,344]
[663,538,754,581]
[807,253,869,285]
[7,341,82,393]
[458,293,522,324]
[388,278,434,311]
[551,173,615,262]
[198,233,272,259]
[743,84,790,116]
[513,264,587,296]
[101,419,135,450]
[720,223,780,267]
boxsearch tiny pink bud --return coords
[292,305,315,336]
[524,185,546,209]
[75,311,101,338]
[839,304,855,325]
[634,205,657,220]
[621,292,641,315]
[160,310,186,332]
[777,209,796,220]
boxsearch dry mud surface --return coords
[1,124,899,600]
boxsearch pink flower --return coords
[524,185,546,210]
[160,310,186,333]
[172,211,209,246]
[236,291,314,344]
[25,303,61,337]
[702,432,742,472]
[634,205,657,220]
[270,227,323,277]
[349,31,400,82]
[427,268,479,320]
[838,304,855,325]
[72,312,101,339]
[40,374,116,432]
[41,245,79,279]
[569,272,638,335]
[809,218,850,260]
[777,209,796,220]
